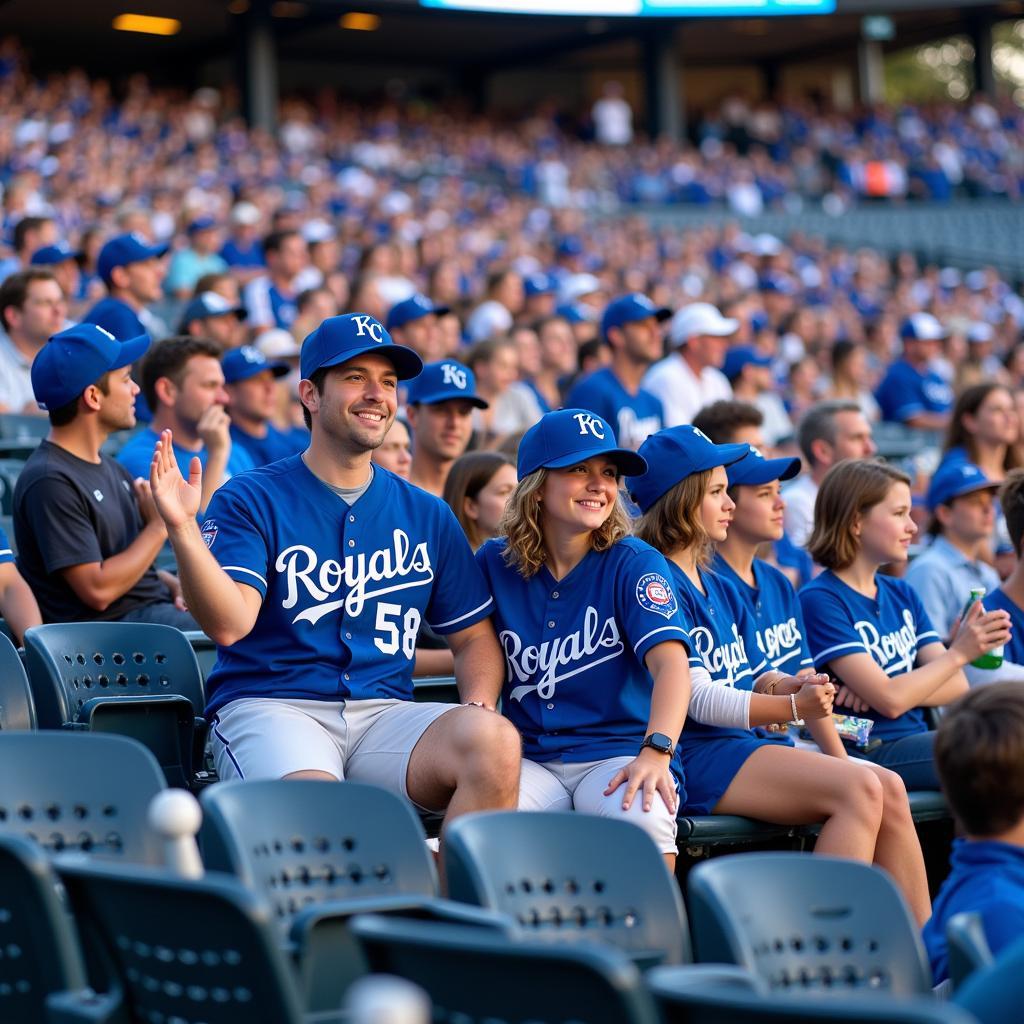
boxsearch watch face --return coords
[645,732,673,752]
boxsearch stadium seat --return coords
[947,911,993,991]
[0,732,165,862]
[0,460,24,515]
[0,834,97,1024]
[954,934,1024,1024]
[351,913,662,1024]
[53,857,325,1024]
[687,852,932,996]
[0,415,49,442]
[200,779,509,1012]
[0,631,35,730]
[183,629,217,684]
[444,810,690,966]
[412,674,460,704]
[23,622,209,790]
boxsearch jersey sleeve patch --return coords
[636,572,678,619]
[200,519,218,549]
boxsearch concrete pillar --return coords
[968,14,996,96]
[642,27,683,142]
[236,2,279,133]
[857,39,886,106]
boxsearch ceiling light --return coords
[112,14,181,36]
[340,12,380,30]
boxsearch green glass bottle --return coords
[962,588,1004,670]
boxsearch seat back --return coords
[955,933,1024,1024]
[0,632,35,730]
[0,732,166,862]
[445,810,689,965]
[200,779,438,926]
[0,460,24,516]
[947,911,994,991]
[688,852,931,996]
[56,857,307,1024]
[352,913,661,1024]
[23,622,205,727]
[0,835,88,1024]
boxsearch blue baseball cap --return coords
[900,312,947,342]
[524,272,557,298]
[600,293,671,341]
[926,461,998,512]
[222,345,289,385]
[406,359,488,409]
[517,409,647,479]
[385,294,451,331]
[30,242,82,265]
[186,216,219,234]
[722,345,772,382]
[31,323,149,411]
[300,312,423,381]
[628,426,750,513]
[178,291,246,331]
[727,446,801,486]
[97,233,169,282]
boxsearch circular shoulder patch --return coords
[636,572,678,619]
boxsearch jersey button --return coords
[547,703,555,710]
[348,539,356,548]
[547,620,556,628]
[345,632,352,640]
[349,514,356,523]
[551,591,559,599]
[343,673,350,681]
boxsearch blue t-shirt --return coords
[984,587,1024,665]
[202,458,494,717]
[713,553,814,675]
[565,367,664,451]
[922,839,1024,984]
[798,571,941,741]
[874,358,953,424]
[117,427,256,482]
[667,562,767,743]
[0,524,13,564]
[477,537,689,773]
[229,422,306,468]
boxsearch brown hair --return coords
[692,400,763,444]
[0,268,60,332]
[807,460,911,570]
[1000,469,1024,556]
[141,336,223,413]
[943,383,1022,472]
[443,451,515,552]
[935,682,1024,836]
[634,469,715,568]
[500,467,630,578]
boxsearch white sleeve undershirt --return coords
[686,663,752,730]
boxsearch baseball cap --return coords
[30,241,82,265]
[600,293,671,341]
[230,201,261,227]
[31,323,149,411]
[722,345,772,382]
[668,303,739,348]
[628,426,750,513]
[178,291,246,331]
[967,322,994,344]
[186,216,218,235]
[385,294,451,331]
[255,328,301,359]
[517,408,647,479]
[97,233,169,282]
[222,345,289,385]
[926,461,998,512]
[900,312,947,342]
[524,272,556,298]
[300,313,423,382]
[555,303,590,325]
[727,446,801,486]
[406,360,488,409]
[559,273,602,304]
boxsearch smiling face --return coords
[730,479,786,544]
[855,481,917,565]
[540,456,620,537]
[699,464,736,543]
[307,352,398,453]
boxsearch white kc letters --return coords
[441,362,467,389]
[350,314,384,343]
[573,412,606,439]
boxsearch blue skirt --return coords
[677,726,774,815]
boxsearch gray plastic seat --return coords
[0,732,165,863]
[0,631,35,730]
[954,933,1024,1024]
[947,911,993,991]
[688,852,931,996]
[445,809,690,965]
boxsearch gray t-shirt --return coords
[321,464,374,506]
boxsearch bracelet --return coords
[462,701,485,708]
[789,692,805,726]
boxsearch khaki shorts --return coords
[519,757,679,855]
[210,697,455,806]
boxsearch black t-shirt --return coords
[14,440,167,622]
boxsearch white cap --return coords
[753,233,783,257]
[301,218,336,244]
[254,328,300,358]
[967,322,994,343]
[669,303,739,347]
[230,201,261,227]
[559,273,602,304]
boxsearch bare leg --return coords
[713,745,883,863]
[282,770,339,781]
[857,762,932,927]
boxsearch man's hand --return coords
[197,405,231,455]
[150,429,203,530]
[156,569,188,612]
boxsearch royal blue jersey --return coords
[798,571,941,741]
[229,422,306,468]
[117,427,256,483]
[713,553,814,674]
[667,562,767,742]
[565,367,664,451]
[201,457,494,717]
[476,537,690,771]
[874,358,953,424]
[0,524,12,565]
[983,587,1024,665]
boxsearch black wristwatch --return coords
[640,732,674,755]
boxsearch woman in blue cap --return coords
[476,409,693,867]
[629,427,931,924]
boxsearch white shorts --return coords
[210,697,455,807]
[518,757,679,855]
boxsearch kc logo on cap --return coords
[350,314,385,343]
[299,312,423,382]
[573,412,606,439]
[441,363,468,389]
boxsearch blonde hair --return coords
[634,469,714,567]
[500,468,631,578]
[807,459,911,570]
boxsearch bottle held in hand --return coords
[962,588,1004,670]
